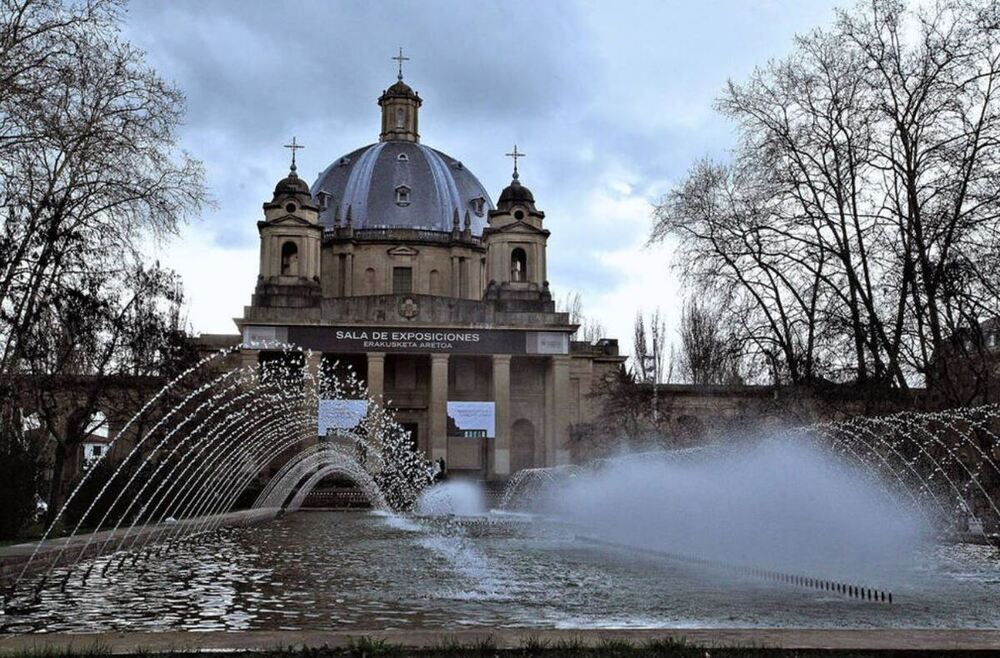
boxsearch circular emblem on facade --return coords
[398,296,419,320]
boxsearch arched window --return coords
[429,269,440,295]
[395,107,406,129]
[365,267,376,293]
[511,247,527,282]
[280,241,299,276]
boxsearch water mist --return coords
[542,439,933,583]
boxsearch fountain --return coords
[1,342,431,601]
[2,374,1000,633]
[499,407,1000,544]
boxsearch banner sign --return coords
[446,401,495,438]
[318,399,368,435]
[243,325,570,355]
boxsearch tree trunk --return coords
[45,439,67,526]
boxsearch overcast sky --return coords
[126,0,840,354]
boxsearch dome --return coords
[311,141,495,235]
[497,178,535,210]
[381,80,418,99]
[274,170,310,196]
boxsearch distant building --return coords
[928,318,1000,405]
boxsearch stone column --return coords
[532,243,541,285]
[259,239,269,279]
[546,356,572,466]
[429,353,449,463]
[305,351,323,383]
[366,352,385,402]
[491,355,511,478]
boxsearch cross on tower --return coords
[506,145,526,179]
[392,47,410,81]
[283,136,304,172]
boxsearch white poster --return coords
[241,324,289,347]
[318,399,368,435]
[446,401,495,438]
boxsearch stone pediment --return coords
[259,214,317,228]
[386,245,420,257]
[486,221,549,237]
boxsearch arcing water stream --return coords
[3,344,430,599]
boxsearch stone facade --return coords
[214,73,626,480]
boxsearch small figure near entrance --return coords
[430,457,448,482]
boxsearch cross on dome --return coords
[392,47,410,81]
[506,145,526,180]
[283,136,305,172]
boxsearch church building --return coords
[228,63,624,479]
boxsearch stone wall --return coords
[570,380,926,463]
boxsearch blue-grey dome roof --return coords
[311,141,494,235]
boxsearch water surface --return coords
[2,511,999,633]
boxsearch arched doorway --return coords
[511,419,536,473]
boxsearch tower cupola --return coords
[256,138,322,288]
[483,146,549,292]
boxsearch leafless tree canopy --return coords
[0,0,207,377]
[0,0,208,514]
[652,0,1000,396]
[677,296,745,386]
[557,291,607,344]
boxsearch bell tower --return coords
[256,138,322,287]
[483,146,550,293]
[378,48,421,143]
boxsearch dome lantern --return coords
[379,48,421,143]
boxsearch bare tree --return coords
[677,296,744,385]
[558,291,584,325]
[557,291,607,344]
[0,0,208,512]
[633,310,666,383]
[0,0,207,378]
[652,0,1000,401]
[633,312,649,382]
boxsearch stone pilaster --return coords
[546,355,572,466]
[450,255,460,297]
[345,252,354,295]
[429,353,449,463]
[491,355,511,478]
[366,352,385,402]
